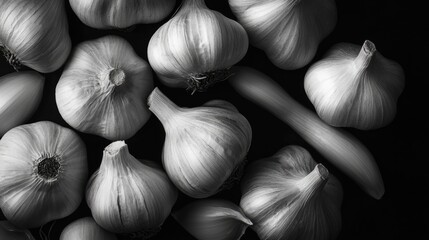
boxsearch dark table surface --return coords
[1,0,427,239]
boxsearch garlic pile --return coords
[60,217,117,240]
[229,0,337,70]
[147,0,249,92]
[69,0,176,29]
[173,199,252,240]
[148,87,252,198]
[86,141,177,235]
[304,40,405,130]
[0,221,35,240]
[0,0,71,72]
[240,145,343,240]
[56,35,153,140]
[0,71,44,136]
[0,121,88,228]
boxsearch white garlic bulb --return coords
[60,217,117,240]
[147,87,252,198]
[56,35,153,140]
[229,0,337,70]
[0,71,44,136]
[0,0,71,72]
[0,221,35,240]
[173,199,252,240]
[86,141,178,235]
[304,40,405,130]
[0,121,88,228]
[147,0,249,92]
[240,145,343,240]
[69,0,176,29]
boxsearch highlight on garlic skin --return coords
[0,221,35,240]
[240,145,343,240]
[173,199,252,240]
[147,87,252,198]
[304,40,405,130]
[0,71,44,136]
[229,0,337,70]
[147,0,249,93]
[69,0,176,29]
[0,0,71,72]
[60,217,117,240]
[56,35,153,140]
[0,121,88,229]
[86,141,178,235]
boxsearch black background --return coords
[1,0,428,239]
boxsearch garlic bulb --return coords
[0,121,88,228]
[229,0,337,70]
[304,40,405,130]
[147,0,249,92]
[69,0,176,29]
[0,0,71,72]
[0,71,44,136]
[147,87,252,198]
[173,199,252,240]
[56,35,153,140]
[0,221,35,240]
[86,141,178,235]
[60,217,117,240]
[240,145,343,240]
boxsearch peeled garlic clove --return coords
[60,217,117,240]
[0,0,71,72]
[304,40,405,130]
[0,121,88,228]
[56,35,153,140]
[229,0,337,70]
[69,0,176,29]
[0,221,35,240]
[148,87,252,198]
[86,141,178,235]
[240,145,343,240]
[173,199,252,240]
[147,0,249,92]
[0,71,44,136]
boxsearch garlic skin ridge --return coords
[0,121,88,229]
[0,0,71,72]
[0,71,45,136]
[69,0,177,29]
[147,0,249,92]
[56,35,153,140]
[304,40,405,130]
[60,217,117,240]
[229,0,337,70]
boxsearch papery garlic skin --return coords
[0,121,88,229]
[240,145,343,240]
[69,0,176,29]
[0,221,35,240]
[60,217,117,240]
[304,40,405,130]
[0,0,71,72]
[56,35,153,140]
[148,88,252,198]
[0,71,44,136]
[86,141,178,234]
[229,0,336,70]
[147,0,249,92]
[173,199,252,240]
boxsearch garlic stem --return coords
[109,69,126,86]
[100,140,129,170]
[147,87,180,124]
[296,164,329,197]
[182,0,207,9]
[354,40,376,69]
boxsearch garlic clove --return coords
[304,40,405,130]
[147,87,252,198]
[0,71,44,136]
[86,141,178,235]
[173,199,252,240]
[56,35,154,140]
[60,217,117,240]
[0,121,88,229]
[0,221,35,240]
